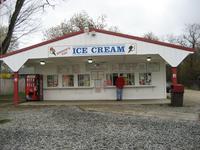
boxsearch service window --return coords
[106,73,118,86]
[123,73,135,85]
[106,73,135,86]
[47,75,58,87]
[78,74,90,86]
[139,73,152,85]
[62,75,74,87]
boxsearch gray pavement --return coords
[0,106,200,150]
[20,99,170,106]
[184,89,200,106]
[0,89,200,149]
[18,89,200,121]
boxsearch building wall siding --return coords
[34,59,166,100]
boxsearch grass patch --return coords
[0,119,11,124]
[0,92,25,100]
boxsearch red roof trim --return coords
[0,30,84,58]
[92,28,194,52]
[0,28,194,58]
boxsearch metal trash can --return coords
[171,84,184,107]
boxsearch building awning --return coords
[0,28,194,72]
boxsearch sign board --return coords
[147,62,160,72]
[48,43,137,57]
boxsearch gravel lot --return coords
[0,106,200,150]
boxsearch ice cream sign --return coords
[48,44,137,57]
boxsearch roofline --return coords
[0,30,84,58]
[0,28,194,58]
[92,28,195,52]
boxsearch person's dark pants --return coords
[116,88,123,100]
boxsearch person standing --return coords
[115,74,125,101]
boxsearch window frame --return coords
[47,75,58,87]
[105,72,135,86]
[139,72,152,85]
[62,74,74,87]
[77,74,91,87]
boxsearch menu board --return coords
[86,63,107,71]
[72,64,80,73]
[147,62,160,72]
[111,64,119,71]
[130,63,137,71]
[91,71,104,80]
[137,63,147,72]
[118,64,131,71]
[57,65,71,74]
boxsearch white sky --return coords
[8,0,200,48]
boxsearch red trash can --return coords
[171,84,184,107]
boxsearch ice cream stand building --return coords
[0,29,194,104]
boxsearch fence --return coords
[0,78,25,95]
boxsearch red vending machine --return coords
[25,74,43,101]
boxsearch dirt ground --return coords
[183,89,200,106]
[0,90,199,149]
[78,89,200,121]
[0,89,200,121]
[1,106,200,150]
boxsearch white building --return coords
[0,29,194,103]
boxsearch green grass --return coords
[0,119,11,124]
[0,92,25,101]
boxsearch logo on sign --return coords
[50,47,56,56]
[128,44,137,54]
[49,47,70,56]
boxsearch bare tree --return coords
[1,0,25,54]
[183,24,200,49]
[43,11,120,40]
[181,24,200,67]
[0,0,7,5]
[143,32,159,41]
[167,24,200,87]
[0,26,7,45]
[108,26,120,33]
[0,0,56,54]
[166,24,200,49]
[166,34,188,47]
[0,25,19,51]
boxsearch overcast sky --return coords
[18,0,200,48]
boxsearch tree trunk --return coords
[1,0,25,54]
